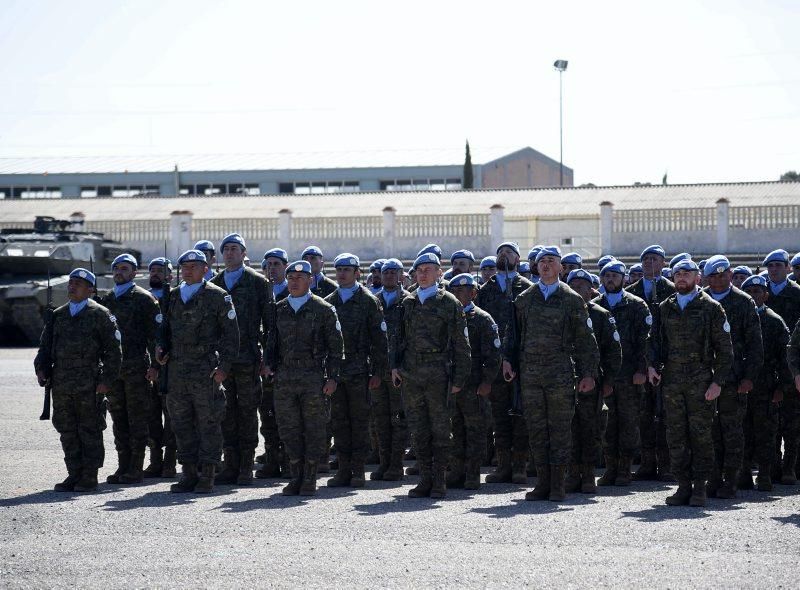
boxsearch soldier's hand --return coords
[502,360,516,382]
[368,375,381,390]
[632,372,647,386]
[36,370,48,387]
[602,383,614,398]
[737,379,753,394]
[647,366,661,386]
[155,347,169,365]
[211,368,227,384]
[322,379,337,396]
[450,385,462,394]
[477,382,492,397]
[96,383,111,395]
[145,367,159,382]
[263,365,275,378]
[705,382,722,401]
[577,377,595,393]
[773,389,784,403]
[795,375,800,394]
[391,369,402,388]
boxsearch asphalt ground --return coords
[1,347,799,589]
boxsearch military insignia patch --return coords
[155,313,163,324]
[723,320,730,333]
[464,327,469,338]
[380,321,387,332]
[613,331,620,342]
[109,315,117,323]
[336,321,342,331]
[587,317,593,329]
[224,295,232,303]
[115,330,122,341]
[494,338,501,348]
[645,315,653,326]
[227,310,237,319]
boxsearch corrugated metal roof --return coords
[0,181,796,222]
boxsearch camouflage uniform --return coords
[210,266,273,484]
[311,273,337,298]
[627,276,676,478]
[656,289,733,503]
[266,293,343,492]
[505,281,600,501]
[98,285,161,482]
[391,288,471,496]
[35,299,121,488]
[324,285,388,486]
[703,286,763,496]
[476,272,532,482]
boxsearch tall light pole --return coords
[553,59,568,186]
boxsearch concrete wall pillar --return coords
[600,201,614,255]
[279,209,293,253]
[716,198,729,253]
[490,204,504,248]
[382,206,396,257]
[259,181,279,195]
[61,185,80,198]
[160,182,177,197]
[169,210,193,257]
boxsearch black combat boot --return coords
[119,451,145,484]
[142,447,163,478]
[756,465,773,491]
[171,462,199,493]
[737,468,754,491]
[194,463,216,493]
[656,447,675,482]
[282,461,303,496]
[106,451,131,484]
[54,470,81,492]
[74,468,99,492]
[464,458,481,490]
[237,451,255,485]
[564,464,582,493]
[716,467,738,499]
[549,464,567,502]
[370,450,390,481]
[633,449,658,481]
[405,460,420,476]
[525,464,550,501]
[615,456,632,486]
[350,457,366,488]
[485,449,512,483]
[278,445,291,479]
[581,463,597,494]
[511,451,528,484]
[215,448,240,485]
[665,479,692,506]
[255,447,281,479]
[597,454,618,486]
[706,468,722,498]
[300,460,317,496]
[690,479,707,507]
[408,467,433,498]
[781,452,797,485]
[382,449,405,481]
[161,447,177,477]
[446,457,466,489]
[327,455,352,487]
[430,463,447,498]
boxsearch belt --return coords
[280,358,323,369]
[55,359,95,370]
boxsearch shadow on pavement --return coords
[0,488,116,507]
[352,494,444,516]
[470,498,577,518]
[772,514,800,528]
[101,488,235,511]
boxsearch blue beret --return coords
[528,245,544,261]
[450,273,477,288]
[193,240,215,252]
[591,273,601,287]
[629,263,643,274]
[333,252,360,268]
[496,241,520,256]
[480,256,497,269]
[412,252,441,270]
[759,269,769,277]
[673,259,699,273]
[661,268,672,278]
[741,275,768,290]
[792,252,800,267]
[111,253,138,269]
[566,269,593,284]
[698,259,707,270]
[220,233,246,251]
[148,257,173,271]
[369,259,386,272]
[600,260,627,276]
[178,249,209,265]
[562,252,582,266]
[535,245,562,263]
[640,244,666,260]
[597,254,616,270]
[301,245,323,258]
[69,267,96,286]
[381,258,403,273]
[731,265,752,277]
[417,243,443,259]
[703,254,731,277]
[763,249,789,266]
[519,261,531,273]
[286,260,312,275]
[263,248,288,264]
[450,249,476,263]
[669,252,692,268]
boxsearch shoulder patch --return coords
[723,320,730,333]
[586,317,593,329]
[464,326,469,338]
[613,330,620,342]
[224,294,233,303]
[645,314,653,326]
[494,337,501,348]
[227,309,237,320]
[607,316,616,325]
[380,320,387,332]
[335,320,342,331]
[155,313,163,324]
[114,329,122,341]
[109,314,117,323]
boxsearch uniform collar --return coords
[113,281,135,298]
[288,292,311,312]
[68,299,89,316]
[417,284,438,304]
[179,280,204,303]
[337,283,360,303]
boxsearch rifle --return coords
[39,266,55,420]
[158,244,176,396]
[505,267,524,417]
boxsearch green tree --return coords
[780,170,800,182]
[463,140,474,189]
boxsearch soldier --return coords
[256,248,290,479]
[627,263,643,286]
[194,240,217,281]
[593,260,651,487]
[502,246,599,502]
[479,256,497,285]
[651,258,733,507]
[740,275,791,491]
[447,273,501,490]
[98,253,161,485]
[210,233,273,486]
[390,252,471,498]
[626,244,676,481]
[762,249,800,484]
[371,258,410,481]
[35,268,122,492]
[559,252,583,281]
[265,260,343,496]
[527,246,544,284]
[519,261,532,281]
[791,253,800,282]
[324,253,388,488]
[476,242,532,484]
[731,266,753,289]
[156,249,240,494]
[565,269,622,494]
[367,259,385,294]
[301,245,337,298]
[702,255,764,498]
[445,249,476,283]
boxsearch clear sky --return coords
[0,0,797,186]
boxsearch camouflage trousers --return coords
[166,361,226,466]
[712,385,747,473]
[521,369,576,466]
[371,374,407,461]
[603,382,642,458]
[273,368,328,464]
[570,390,602,465]
[222,362,262,454]
[743,387,778,468]
[148,381,175,450]
[331,374,371,460]
[451,384,488,463]
[107,370,151,455]
[662,369,715,480]
[402,369,451,471]
[640,382,668,454]
[489,378,529,454]
[777,385,800,463]
[52,369,107,472]
[258,379,280,451]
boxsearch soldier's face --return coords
[561,263,581,279]
[222,243,246,269]
[452,285,476,307]
[415,263,440,288]
[370,268,382,287]
[707,269,732,293]
[537,256,562,284]
[731,273,747,288]
[568,279,593,303]
[303,254,323,274]
[642,254,665,279]
[673,269,699,294]
[744,286,768,307]
[601,271,624,293]
[793,266,800,281]
[381,268,400,289]
[201,250,215,265]
[481,267,496,282]
[67,278,92,302]
[335,266,359,288]
[287,271,311,296]
[112,262,136,285]
[265,257,287,283]
[149,265,170,288]
[496,247,519,271]
[452,259,472,274]
[181,261,207,284]
[628,271,643,284]
[766,261,788,284]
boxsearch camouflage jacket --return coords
[465,304,502,386]
[210,266,274,365]
[266,294,344,380]
[756,306,791,391]
[703,286,763,384]
[587,301,622,388]
[35,298,122,390]
[377,288,410,377]
[769,280,800,337]
[656,289,733,385]
[325,284,388,377]
[627,276,675,365]
[788,317,800,380]
[311,273,337,298]
[98,285,160,375]
[593,290,651,381]
[158,281,240,373]
[476,272,532,341]
[390,288,471,388]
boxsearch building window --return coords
[19,187,62,199]
[278,181,361,194]
[380,178,462,191]
[0,187,11,199]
